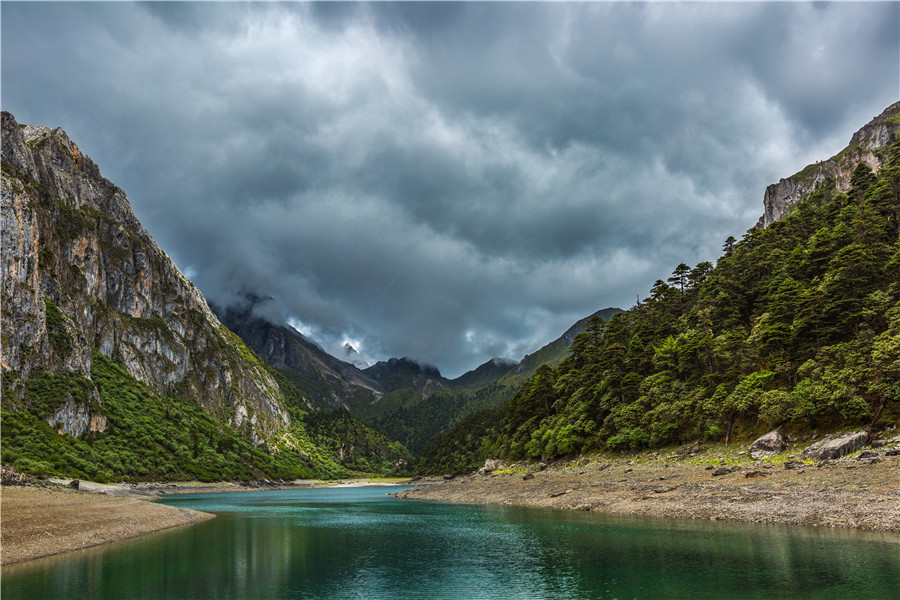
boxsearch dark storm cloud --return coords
[2,2,897,376]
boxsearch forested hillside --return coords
[417,118,900,475]
[353,309,620,454]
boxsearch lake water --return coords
[3,485,899,599]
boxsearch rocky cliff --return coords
[1,112,290,444]
[757,101,900,228]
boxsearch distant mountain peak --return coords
[212,303,381,408]
[450,356,518,388]
[362,357,445,391]
[342,343,370,369]
[490,357,517,368]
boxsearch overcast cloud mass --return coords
[2,2,898,376]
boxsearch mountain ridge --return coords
[758,101,900,228]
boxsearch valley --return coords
[2,101,899,572]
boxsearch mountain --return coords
[214,299,381,410]
[212,305,463,453]
[342,344,369,369]
[0,113,406,481]
[354,309,622,455]
[499,307,623,387]
[758,101,900,228]
[362,357,448,392]
[416,103,900,474]
[450,357,517,389]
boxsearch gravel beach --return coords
[398,449,900,532]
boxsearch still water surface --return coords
[3,485,899,599]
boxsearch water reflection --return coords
[4,486,899,599]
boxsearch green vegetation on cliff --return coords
[416,136,900,474]
[1,352,410,482]
[1,353,343,481]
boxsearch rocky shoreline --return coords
[397,439,900,533]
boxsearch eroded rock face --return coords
[749,430,787,460]
[47,397,107,437]
[800,431,869,462]
[1,112,289,443]
[757,102,900,228]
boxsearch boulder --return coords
[800,431,868,462]
[783,460,805,470]
[749,430,788,459]
[522,473,534,481]
[478,459,504,475]
[712,466,738,477]
[675,440,702,456]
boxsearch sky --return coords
[2,2,898,377]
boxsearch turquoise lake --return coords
[3,485,899,599]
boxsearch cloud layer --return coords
[3,2,897,376]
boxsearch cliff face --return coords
[1,112,289,443]
[758,102,900,228]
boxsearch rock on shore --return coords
[749,430,788,459]
[800,431,868,461]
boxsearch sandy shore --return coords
[58,477,410,498]
[0,476,408,565]
[0,486,214,565]
[398,449,900,532]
